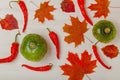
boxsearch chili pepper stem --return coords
[9,1,20,8]
[49,63,53,67]
[94,41,99,45]
[15,31,21,43]
[46,28,51,33]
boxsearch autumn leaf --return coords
[63,16,88,47]
[61,0,75,13]
[88,0,110,18]
[60,51,97,80]
[0,14,18,30]
[101,45,119,59]
[34,1,56,23]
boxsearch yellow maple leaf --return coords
[34,1,56,23]
[63,16,88,47]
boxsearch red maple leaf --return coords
[88,0,110,18]
[0,14,18,30]
[60,51,97,80]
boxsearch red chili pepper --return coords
[92,45,111,69]
[47,28,60,59]
[77,0,93,25]
[22,63,53,71]
[0,32,20,63]
[9,0,28,32]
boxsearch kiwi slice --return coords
[92,20,117,43]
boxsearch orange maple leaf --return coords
[88,0,110,18]
[60,51,97,80]
[34,1,56,23]
[63,16,88,47]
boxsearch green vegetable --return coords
[20,34,48,62]
[92,20,117,43]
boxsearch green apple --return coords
[92,20,117,43]
[20,34,48,62]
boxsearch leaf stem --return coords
[86,74,92,80]
[109,6,120,8]
[84,35,93,44]
[30,1,39,8]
